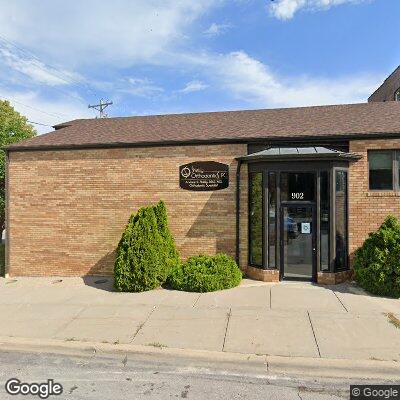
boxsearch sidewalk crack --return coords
[307,311,321,358]
[222,308,231,352]
[192,293,201,308]
[269,287,272,309]
[333,291,348,312]
[130,305,157,343]
[51,306,86,339]
[297,392,303,400]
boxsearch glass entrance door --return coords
[281,205,315,280]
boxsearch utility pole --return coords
[88,99,113,118]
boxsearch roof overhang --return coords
[236,146,362,162]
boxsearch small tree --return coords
[0,100,36,231]
[114,201,180,292]
[153,200,180,281]
[353,216,400,298]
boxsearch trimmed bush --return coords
[153,200,181,282]
[168,254,242,292]
[114,201,180,292]
[353,215,400,298]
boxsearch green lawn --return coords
[0,244,4,276]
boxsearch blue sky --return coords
[0,0,398,133]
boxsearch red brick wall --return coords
[349,138,400,260]
[8,144,247,276]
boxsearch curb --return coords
[0,336,399,382]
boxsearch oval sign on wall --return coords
[179,161,229,191]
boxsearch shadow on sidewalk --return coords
[82,276,115,292]
[82,276,178,293]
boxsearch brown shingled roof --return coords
[7,102,400,151]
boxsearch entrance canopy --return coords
[237,146,361,162]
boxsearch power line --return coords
[28,120,53,127]
[0,34,100,109]
[0,34,97,98]
[0,35,114,122]
[0,95,66,119]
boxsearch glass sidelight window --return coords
[335,170,348,270]
[249,173,263,266]
[320,171,330,271]
[268,172,277,268]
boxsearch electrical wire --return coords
[0,34,101,109]
[0,34,97,98]
[27,120,53,127]
[0,95,65,119]
[0,34,109,121]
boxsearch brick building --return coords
[5,68,400,283]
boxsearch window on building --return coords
[268,172,277,269]
[335,170,348,271]
[368,151,394,190]
[395,88,400,101]
[249,172,263,266]
[398,152,400,186]
[320,171,330,271]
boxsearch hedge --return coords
[353,215,400,298]
[114,201,180,292]
[168,254,242,292]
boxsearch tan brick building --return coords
[5,70,400,283]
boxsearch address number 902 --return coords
[291,192,304,200]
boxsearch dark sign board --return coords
[179,161,229,191]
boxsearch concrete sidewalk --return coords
[0,277,400,364]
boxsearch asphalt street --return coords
[0,348,351,400]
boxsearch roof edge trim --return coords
[5,131,400,152]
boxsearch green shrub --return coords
[168,254,242,292]
[114,201,180,292]
[353,215,400,298]
[153,201,181,281]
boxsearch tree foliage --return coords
[153,200,181,281]
[0,100,36,229]
[114,201,180,292]
[353,216,400,298]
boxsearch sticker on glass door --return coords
[301,222,311,234]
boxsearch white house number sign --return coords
[291,192,304,200]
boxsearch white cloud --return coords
[121,78,164,98]
[203,22,231,37]
[0,89,94,133]
[179,80,209,93]
[207,51,381,107]
[0,45,83,86]
[268,0,370,20]
[0,0,221,67]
